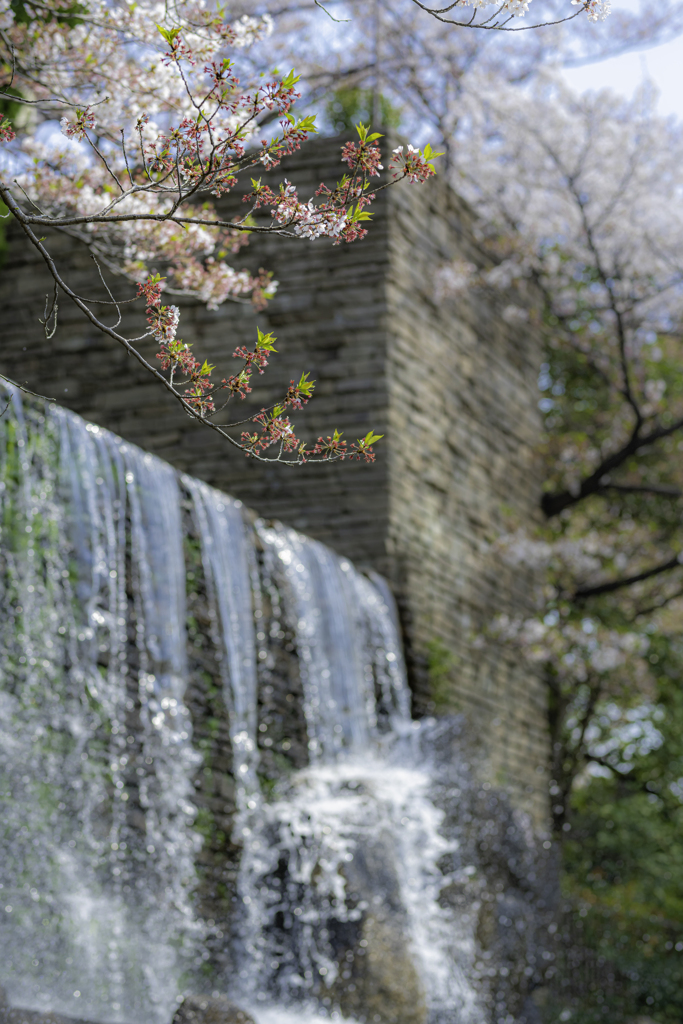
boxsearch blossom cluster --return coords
[572,0,612,22]
[244,127,409,246]
[136,273,380,459]
[390,144,441,184]
[493,612,648,684]
[0,1,437,462]
[0,115,14,142]
[0,2,433,313]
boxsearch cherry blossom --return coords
[0,0,435,463]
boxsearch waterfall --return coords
[0,386,506,1024]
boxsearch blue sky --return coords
[562,0,683,118]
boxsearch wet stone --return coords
[172,995,256,1024]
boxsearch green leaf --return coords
[348,205,373,224]
[297,371,315,396]
[354,123,383,143]
[256,328,277,352]
[422,142,445,164]
[359,430,383,447]
[292,115,318,134]
[280,69,301,90]
[156,23,181,45]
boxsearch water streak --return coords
[0,391,200,1024]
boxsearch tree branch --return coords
[541,417,683,517]
[573,553,682,601]
[600,483,683,499]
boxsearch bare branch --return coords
[541,417,683,517]
[90,254,123,328]
[406,0,584,30]
[573,554,682,601]
[600,483,683,499]
[0,373,56,405]
[314,0,351,21]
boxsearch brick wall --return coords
[0,134,550,825]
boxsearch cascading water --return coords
[1,385,543,1024]
[0,391,201,1024]
[233,525,484,1023]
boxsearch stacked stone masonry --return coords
[0,134,549,825]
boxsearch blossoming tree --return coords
[243,0,683,175]
[436,79,683,828]
[0,0,440,463]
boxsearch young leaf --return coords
[422,142,445,164]
[256,328,278,352]
[294,115,318,134]
[359,430,383,447]
[280,69,301,89]
[348,205,373,223]
[297,371,315,396]
[156,24,181,45]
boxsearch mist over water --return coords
[0,385,545,1024]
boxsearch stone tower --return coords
[0,134,549,824]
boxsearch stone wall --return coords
[0,134,549,824]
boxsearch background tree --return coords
[239,0,683,163]
[432,77,683,1022]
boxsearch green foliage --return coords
[284,112,318,134]
[421,142,445,167]
[296,371,315,399]
[354,121,383,144]
[554,635,683,1022]
[326,88,402,133]
[426,638,457,711]
[347,203,373,224]
[9,0,86,27]
[156,23,181,46]
[280,69,301,90]
[256,327,277,352]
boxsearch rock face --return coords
[0,990,256,1024]
[325,830,428,1024]
[355,915,427,1024]
[0,1010,95,1024]
[0,988,98,1024]
[172,995,256,1024]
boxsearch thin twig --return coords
[90,254,124,328]
[0,373,56,404]
[38,281,59,339]
[314,0,351,21]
